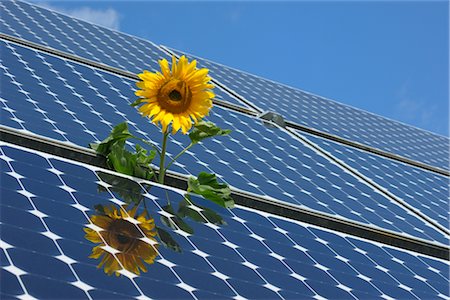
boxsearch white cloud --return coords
[38,3,120,30]
[394,82,439,129]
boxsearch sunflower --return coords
[135,55,214,134]
[84,205,159,276]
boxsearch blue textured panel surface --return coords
[1,40,448,245]
[170,50,450,171]
[303,132,450,230]
[0,0,163,73]
[1,143,449,299]
[0,0,249,109]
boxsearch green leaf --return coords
[178,197,226,225]
[90,122,134,156]
[106,142,155,180]
[94,204,106,215]
[189,121,231,144]
[200,206,227,225]
[130,98,145,107]
[96,172,146,205]
[160,205,194,235]
[107,143,136,176]
[177,198,204,222]
[188,172,234,208]
[135,144,156,166]
[155,226,181,253]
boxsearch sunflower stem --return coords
[165,142,194,171]
[158,131,169,184]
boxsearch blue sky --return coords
[37,1,449,136]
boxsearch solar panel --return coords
[168,49,450,172]
[0,0,164,74]
[0,0,250,110]
[1,0,449,298]
[302,132,450,231]
[2,142,449,299]
[2,39,448,245]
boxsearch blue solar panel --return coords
[170,50,450,171]
[303,132,450,231]
[0,0,164,74]
[0,0,250,109]
[1,40,448,245]
[2,2,449,297]
[2,142,449,299]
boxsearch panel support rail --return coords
[1,33,447,177]
[1,126,448,260]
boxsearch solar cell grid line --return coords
[1,142,449,299]
[166,47,450,172]
[0,0,252,110]
[300,131,450,232]
[1,39,449,246]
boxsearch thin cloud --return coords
[394,82,441,131]
[38,3,121,30]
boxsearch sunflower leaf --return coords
[107,143,154,180]
[160,205,194,235]
[90,122,134,156]
[107,144,135,175]
[94,204,106,216]
[187,172,234,208]
[130,98,145,107]
[156,226,182,253]
[97,171,146,205]
[189,121,231,144]
[178,196,227,225]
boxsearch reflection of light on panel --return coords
[1,143,449,299]
[0,1,249,109]
[170,49,449,171]
[1,40,448,245]
[303,132,450,230]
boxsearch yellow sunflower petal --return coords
[159,59,170,77]
[90,215,111,229]
[84,204,159,277]
[134,55,214,134]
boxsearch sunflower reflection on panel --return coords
[84,172,229,277]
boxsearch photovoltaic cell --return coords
[1,143,449,299]
[302,132,450,230]
[0,0,250,109]
[170,50,450,171]
[1,39,448,245]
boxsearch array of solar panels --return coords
[2,39,448,245]
[2,0,448,171]
[1,0,449,299]
[2,143,449,300]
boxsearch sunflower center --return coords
[117,234,131,244]
[168,90,182,101]
[158,79,192,113]
[107,219,143,252]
